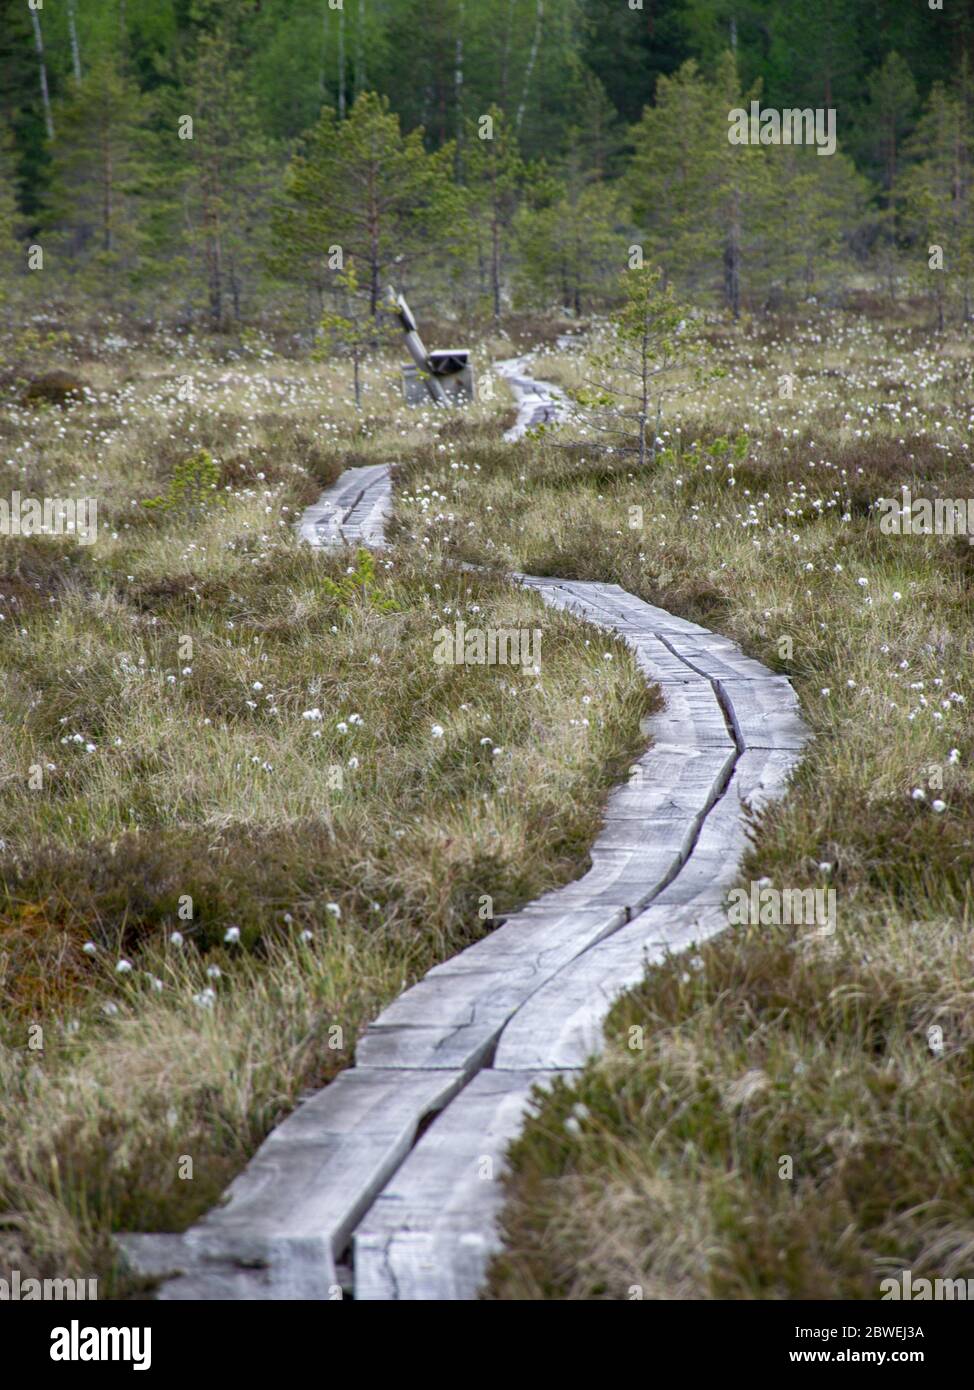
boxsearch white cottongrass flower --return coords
[206,964,222,980]
[82,941,97,956]
[431,724,445,739]
[932,800,946,813]
[325,902,341,920]
[116,959,133,974]
[224,926,241,944]
[302,708,323,721]
[169,931,185,947]
[193,988,216,1009]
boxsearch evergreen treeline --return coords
[0,0,969,327]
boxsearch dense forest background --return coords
[0,0,970,331]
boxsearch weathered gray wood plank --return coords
[297,464,392,548]
[492,746,804,1073]
[493,900,728,1071]
[119,1067,465,1298]
[118,1233,341,1301]
[354,1069,570,1301]
[604,747,731,822]
[642,680,735,750]
[717,676,810,750]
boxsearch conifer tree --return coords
[514,178,628,315]
[274,92,457,319]
[462,105,523,319]
[0,123,20,254]
[627,54,766,317]
[178,28,277,327]
[314,260,396,407]
[756,143,869,304]
[0,122,22,299]
[860,52,918,297]
[900,82,974,327]
[573,266,715,467]
[46,54,151,303]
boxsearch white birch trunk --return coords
[30,10,54,141]
[68,0,83,83]
[515,0,544,134]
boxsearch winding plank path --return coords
[119,355,809,1301]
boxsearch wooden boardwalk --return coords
[118,356,809,1301]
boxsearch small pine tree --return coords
[177,28,277,328]
[627,54,765,317]
[756,143,869,305]
[314,260,396,407]
[143,450,226,519]
[574,266,716,467]
[514,179,628,315]
[864,52,918,297]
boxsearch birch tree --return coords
[515,0,545,133]
[29,7,54,141]
[67,0,83,84]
